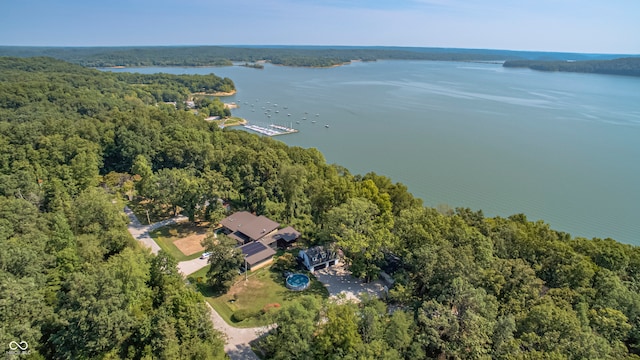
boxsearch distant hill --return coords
[0,45,635,68]
[503,57,640,77]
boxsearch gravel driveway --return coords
[314,265,387,302]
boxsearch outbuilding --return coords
[299,245,339,272]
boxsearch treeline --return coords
[0,57,231,359]
[504,57,640,77]
[1,57,640,359]
[239,62,265,69]
[113,71,235,105]
[114,72,235,94]
[0,45,522,68]
[259,209,640,359]
[2,45,635,69]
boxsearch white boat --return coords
[325,124,329,128]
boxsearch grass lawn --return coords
[188,264,329,328]
[148,222,211,262]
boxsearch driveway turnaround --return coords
[208,303,269,360]
[314,265,387,302]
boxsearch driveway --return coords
[314,265,387,302]
[124,206,187,255]
[178,257,210,276]
[207,303,269,360]
[124,207,263,360]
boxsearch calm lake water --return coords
[104,61,640,245]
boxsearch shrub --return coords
[232,309,260,322]
[273,253,297,273]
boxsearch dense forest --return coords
[2,45,632,69]
[503,57,640,77]
[1,57,639,359]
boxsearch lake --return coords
[103,61,640,245]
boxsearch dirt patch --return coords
[227,276,264,298]
[174,233,207,256]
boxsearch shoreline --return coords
[216,117,247,128]
[269,60,353,69]
[223,102,238,109]
[193,90,237,97]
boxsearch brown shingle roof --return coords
[219,212,280,241]
[275,226,300,243]
[241,215,280,241]
[219,211,257,231]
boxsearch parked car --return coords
[200,252,212,260]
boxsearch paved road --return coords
[124,207,262,360]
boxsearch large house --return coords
[299,245,339,272]
[239,241,276,271]
[220,211,279,246]
[219,211,300,270]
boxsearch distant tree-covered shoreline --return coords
[2,45,634,69]
[504,57,640,77]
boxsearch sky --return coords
[1,0,639,54]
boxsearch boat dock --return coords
[270,124,297,132]
[243,123,298,136]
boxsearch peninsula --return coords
[503,57,640,77]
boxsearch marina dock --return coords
[243,123,298,136]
